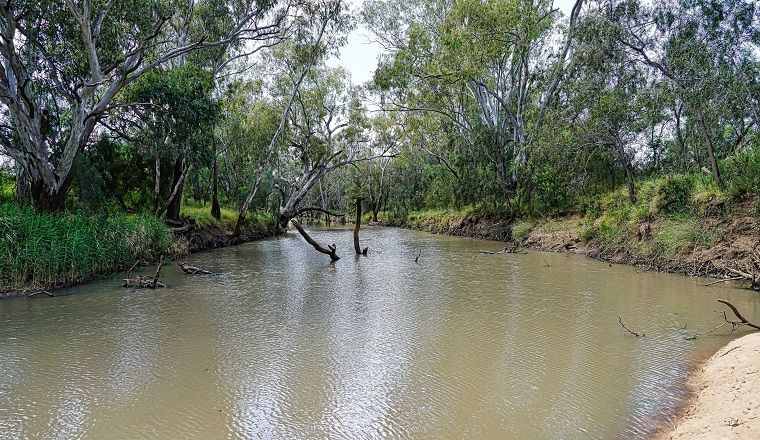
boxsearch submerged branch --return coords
[618,316,645,337]
[292,220,340,261]
[718,300,760,331]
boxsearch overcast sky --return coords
[329,0,579,85]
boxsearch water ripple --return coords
[1,226,759,439]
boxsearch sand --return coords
[656,333,760,439]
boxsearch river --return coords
[1,226,758,439]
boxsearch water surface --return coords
[1,227,758,439]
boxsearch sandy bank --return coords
[656,333,760,439]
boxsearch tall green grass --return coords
[181,201,276,233]
[0,204,172,292]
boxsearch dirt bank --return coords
[174,220,281,253]
[521,208,759,286]
[655,333,760,439]
[385,200,759,287]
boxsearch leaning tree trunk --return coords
[211,145,221,220]
[354,197,368,255]
[166,156,185,221]
[233,165,266,241]
[615,141,637,204]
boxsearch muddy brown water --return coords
[1,227,759,439]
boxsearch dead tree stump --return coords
[354,197,368,255]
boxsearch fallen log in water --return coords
[685,299,760,340]
[478,243,523,255]
[178,262,212,275]
[723,248,760,291]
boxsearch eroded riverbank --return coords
[379,200,760,287]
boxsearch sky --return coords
[329,0,579,85]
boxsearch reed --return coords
[0,204,172,292]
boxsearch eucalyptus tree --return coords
[365,0,585,206]
[0,0,297,211]
[275,65,374,227]
[215,78,280,216]
[121,65,218,219]
[231,0,355,238]
[615,0,760,187]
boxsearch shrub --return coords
[578,218,597,242]
[654,175,694,215]
[0,172,13,204]
[722,146,760,200]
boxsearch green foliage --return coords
[0,172,13,204]
[638,175,694,216]
[181,201,275,232]
[0,204,172,292]
[511,220,535,241]
[722,147,760,201]
[654,215,714,259]
[577,218,597,243]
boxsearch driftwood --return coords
[123,257,166,289]
[354,197,368,255]
[178,262,212,275]
[724,247,760,290]
[169,224,192,233]
[542,255,552,268]
[618,316,645,337]
[718,299,760,330]
[123,260,145,287]
[292,220,340,261]
[26,289,54,297]
[478,243,523,255]
[704,276,744,287]
[685,300,760,340]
